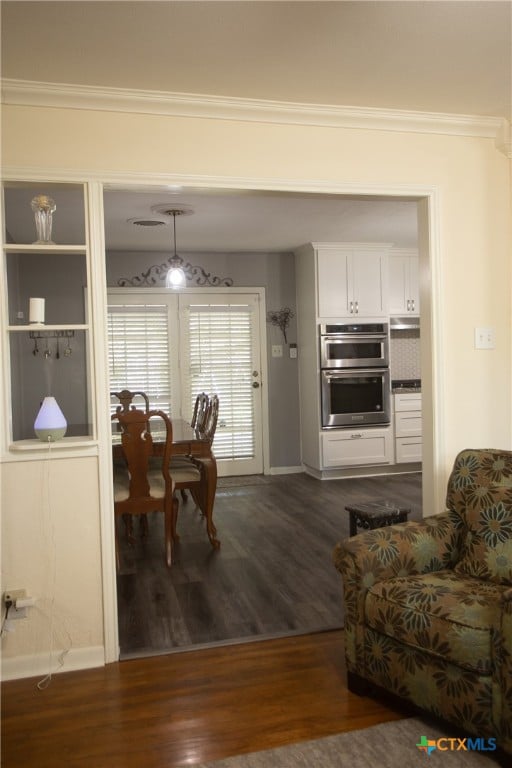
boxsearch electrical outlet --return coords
[4,589,34,620]
[5,588,26,605]
[272,344,283,358]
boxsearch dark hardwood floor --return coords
[117,471,422,658]
[2,630,412,768]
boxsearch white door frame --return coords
[0,168,443,665]
[100,174,445,663]
[98,176,442,664]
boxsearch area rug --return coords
[217,475,272,488]
[191,717,506,768]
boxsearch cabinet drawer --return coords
[322,428,392,468]
[396,437,422,463]
[395,393,422,411]
[395,411,422,438]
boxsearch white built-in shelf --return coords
[9,436,98,453]
[3,244,87,253]
[7,324,88,332]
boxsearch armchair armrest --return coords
[333,509,465,674]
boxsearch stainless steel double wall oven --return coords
[320,322,391,428]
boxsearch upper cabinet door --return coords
[316,244,389,318]
[316,247,351,317]
[350,249,387,317]
[388,250,420,315]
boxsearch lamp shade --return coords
[165,263,186,288]
[34,396,67,441]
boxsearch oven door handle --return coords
[322,334,387,342]
[323,371,351,380]
[322,369,386,378]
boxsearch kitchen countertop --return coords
[391,378,421,394]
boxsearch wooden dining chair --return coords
[170,394,220,545]
[175,392,210,502]
[203,393,219,444]
[191,392,209,430]
[111,389,152,537]
[111,407,177,569]
[111,389,150,413]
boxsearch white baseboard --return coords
[1,644,106,681]
[269,466,303,475]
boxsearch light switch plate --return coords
[272,344,283,358]
[474,327,495,350]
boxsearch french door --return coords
[107,288,265,475]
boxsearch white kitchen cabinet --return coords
[394,392,422,463]
[322,427,393,468]
[389,249,420,315]
[316,243,390,318]
[295,241,393,477]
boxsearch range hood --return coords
[390,316,420,330]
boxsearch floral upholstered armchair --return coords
[333,449,512,755]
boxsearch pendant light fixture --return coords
[164,209,187,289]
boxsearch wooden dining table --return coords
[112,417,219,549]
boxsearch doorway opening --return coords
[102,184,429,659]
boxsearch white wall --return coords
[1,102,510,675]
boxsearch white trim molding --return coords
[1,645,106,681]
[2,78,510,157]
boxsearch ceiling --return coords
[2,1,511,119]
[1,1,509,253]
[101,188,420,252]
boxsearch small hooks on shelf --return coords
[28,330,74,359]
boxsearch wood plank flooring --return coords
[117,471,422,658]
[2,630,412,768]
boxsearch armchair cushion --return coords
[365,571,507,674]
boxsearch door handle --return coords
[252,382,260,388]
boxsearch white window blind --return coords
[107,304,172,414]
[183,304,255,460]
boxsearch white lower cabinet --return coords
[394,393,422,463]
[322,427,393,468]
[396,437,422,463]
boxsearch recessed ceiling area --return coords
[103,188,419,253]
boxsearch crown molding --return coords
[2,78,510,156]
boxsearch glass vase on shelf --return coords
[31,195,56,244]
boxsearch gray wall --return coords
[106,249,301,470]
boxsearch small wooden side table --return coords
[346,500,410,537]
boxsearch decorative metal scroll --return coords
[117,256,234,288]
[266,307,295,344]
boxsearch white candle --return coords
[29,298,45,324]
